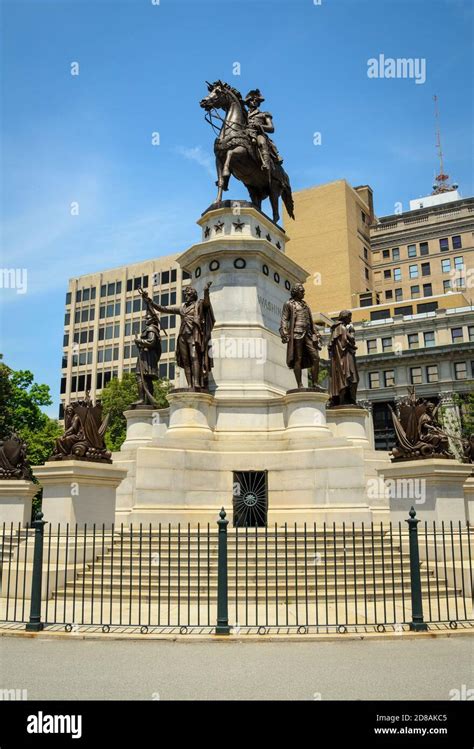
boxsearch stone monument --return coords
[0,434,36,526]
[33,394,125,528]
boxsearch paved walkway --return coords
[0,634,472,700]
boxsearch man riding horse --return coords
[199,81,294,224]
[244,89,283,175]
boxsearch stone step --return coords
[54,583,460,602]
[93,550,411,564]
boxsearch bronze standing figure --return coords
[134,289,163,407]
[141,282,215,391]
[328,310,360,407]
[280,283,322,390]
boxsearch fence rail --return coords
[0,508,472,635]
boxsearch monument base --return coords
[377,459,473,523]
[0,480,37,526]
[33,460,127,528]
[115,391,389,526]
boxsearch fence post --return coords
[406,506,428,632]
[25,511,46,632]
[216,507,230,635]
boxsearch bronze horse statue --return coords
[199,81,294,224]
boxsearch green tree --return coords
[100,373,171,452]
[457,387,474,438]
[0,358,62,516]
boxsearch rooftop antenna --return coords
[432,95,458,195]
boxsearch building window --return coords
[423,283,432,297]
[451,327,464,343]
[384,370,395,387]
[395,288,403,301]
[454,256,464,271]
[468,326,474,342]
[409,264,418,279]
[66,292,72,305]
[408,333,419,349]
[441,259,451,273]
[364,247,368,259]
[384,270,391,279]
[126,279,133,292]
[452,235,462,249]
[426,365,438,383]
[411,285,420,299]
[417,301,438,314]
[369,372,380,389]
[385,290,393,300]
[361,211,367,224]
[408,244,417,258]
[370,309,390,321]
[454,362,467,380]
[410,367,423,385]
[367,339,377,354]
[392,248,400,260]
[395,305,413,316]
[382,249,390,258]
[393,268,402,281]
[439,238,449,252]
[421,262,430,277]
[443,279,451,292]
[423,331,435,347]
[381,336,392,352]
[419,242,429,256]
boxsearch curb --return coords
[1,626,473,644]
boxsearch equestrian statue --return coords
[200,81,294,224]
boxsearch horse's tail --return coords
[282,183,295,220]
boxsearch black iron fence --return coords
[0,508,472,634]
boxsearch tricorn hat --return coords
[244,88,265,105]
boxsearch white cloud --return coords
[176,145,215,178]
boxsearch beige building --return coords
[283,180,374,313]
[60,255,190,418]
[284,181,474,319]
[369,191,473,312]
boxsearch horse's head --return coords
[200,80,226,111]
[200,80,244,114]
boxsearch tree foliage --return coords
[0,357,61,464]
[0,356,62,516]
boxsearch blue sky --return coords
[1,0,473,416]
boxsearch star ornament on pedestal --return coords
[233,219,245,232]
[255,225,262,237]
[214,220,225,233]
